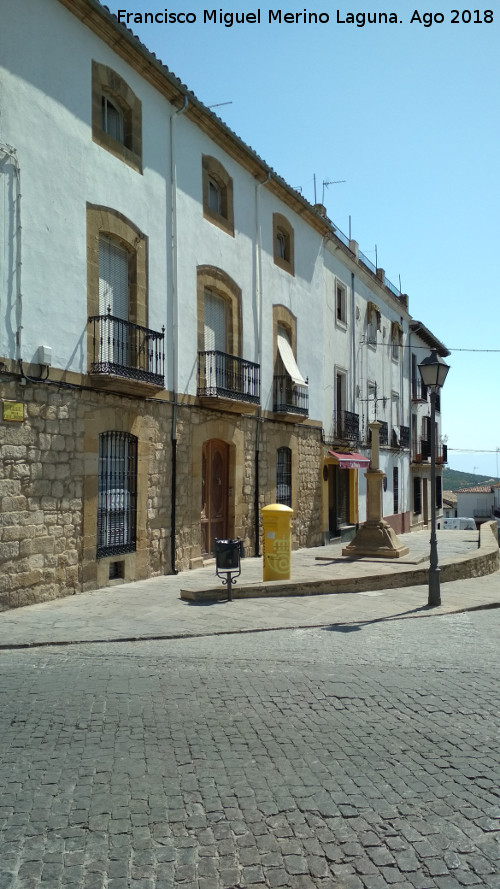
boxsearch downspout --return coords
[351,271,356,412]
[169,96,188,575]
[254,170,271,556]
[0,144,22,368]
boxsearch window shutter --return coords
[204,291,227,352]
[99,236,129,320]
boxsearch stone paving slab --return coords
[0,530,498,648]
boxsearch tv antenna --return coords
[322,179,346,203]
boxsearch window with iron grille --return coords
[98,432,137,558]
[393,466,399,514]
[413,476,422,515]
[276,447,292,507]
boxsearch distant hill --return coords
[443,468,500,491]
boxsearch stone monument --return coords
[342,421,409,559]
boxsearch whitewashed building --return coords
[0,0,449,607]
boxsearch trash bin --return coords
[261,504,293,581]
[214,538,241,571]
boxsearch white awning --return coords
[277,333,307,387]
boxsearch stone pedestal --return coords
[342,422,409,559]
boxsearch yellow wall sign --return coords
[2,401,24,422]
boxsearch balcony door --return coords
[201,439,229,556]
[204,290,227,390]
[99,235,130,367]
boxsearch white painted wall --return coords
[1,0,169,375]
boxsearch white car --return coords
[442,517,476,530]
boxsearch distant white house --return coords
[456,485,495,527]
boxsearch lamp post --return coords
[418,350,450,607]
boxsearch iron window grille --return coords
[97,431,137,558]
[276,447,292,508]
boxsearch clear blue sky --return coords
[104,1,500,478]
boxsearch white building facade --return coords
[0,0,449,607]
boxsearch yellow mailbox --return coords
[261,503,293,581]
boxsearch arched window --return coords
[92,62,142,172]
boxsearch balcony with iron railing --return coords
[390,424,411,449]
[367,420,388,446]
[273,375,309,417]
[412,440,448,463]
[89,310,165,389]
[198,350,261,409]
[333,410,360,443]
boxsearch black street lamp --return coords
[418,350,450,607]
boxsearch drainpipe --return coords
[254,170,271,556]
[169,96,188,575]
[351,271,356,412]
[1,144,22,369]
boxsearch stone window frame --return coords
[82,407,149,589]
[86,204,148,372]
[197,266,242,358]
[273,213,294,276]
[202,155,234,237]
[92,61,143,173]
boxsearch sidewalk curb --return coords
[1,601,498,652]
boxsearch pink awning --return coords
[327,450,370,470]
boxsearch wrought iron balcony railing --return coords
[273,375,309,416]
[333,410,360,442]
[198,351,261,404]
[412,441,447,463]
[89,310,165,387]
[367,421,389,446]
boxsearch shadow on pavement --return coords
[323,603,431,631]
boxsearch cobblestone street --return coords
[1,611,499,889]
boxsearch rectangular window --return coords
[393,466,399,514]
[336,282,347,324]
[413,476,422,515]
[276,447,292,507]
[98,432,137,558]
[101,94,124,144]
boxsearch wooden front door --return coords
[201,439,229,555]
